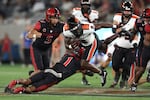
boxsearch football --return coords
[68,38,80,49]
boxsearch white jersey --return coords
[113,13,140,48]
[63,22,95,46]
[72,7,99,23]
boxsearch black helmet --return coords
[81,0,91,5]
[122,1,133,11]
[122,1,133,18]
[67,16,83,37]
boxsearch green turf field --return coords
[0,64,150,100]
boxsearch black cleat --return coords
[81,78,90,85]
[147,73,150,82]
[130,83,137,92]
[4,86,13,93]
[119,81,127,89]
[109,83,117,88]
[28,70,34,76]
[101,70,107,87]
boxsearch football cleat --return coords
[4,86,13,93]
[100,70,107,87]
[109,82,117,88]
[130,83,137,92]
[81,77,90,85]
[147,73,150,82]
[28,70,34,76]
[119,81,127,89]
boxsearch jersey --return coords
[135,18,146,47]
[32,19,64,51]
[72,7,99,23]
[113,13,140,48]
[63,22,95,46]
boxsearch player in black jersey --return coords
[4,36,84,94]
[27,8,64,74]
[4,17,111,93]
[130,8,150,92]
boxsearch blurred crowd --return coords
[0,0,150,25]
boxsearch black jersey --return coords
[135,18,146,47]
[32,19,64,51]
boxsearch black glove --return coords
[133,43,137,49]
[98,40,108,54]
[119,29,131,37]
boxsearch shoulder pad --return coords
[136,18,142,23]
[91,10,98,14]
[73,7,81,11]
[115,13,122,16]
[39,19,46,23]
[132,14,139,19]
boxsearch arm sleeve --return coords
[34,21,41,31]
[145,24,150,33]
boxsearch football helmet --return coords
[80,0,91,15]
[142,8,150,18]
[67,16,83,37]
[122,1,133,18]
[81,0,91,5]
[122,1,133,11]
[45,8,60,21]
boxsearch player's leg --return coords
[120,49,136,89]
[29,46,45,75]
[4,71,45,93]
[131,46,149,92]
[110,47,123,88]
[13,72,58,94]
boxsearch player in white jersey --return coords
[110,1,140,88]
[72,1,98,23]
[72,0,112,29]
[72,0,112,85]
[63,16,107,86]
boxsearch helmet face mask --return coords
[81,5,91,14]
[122,10,132,18]
[81,0,91,15]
